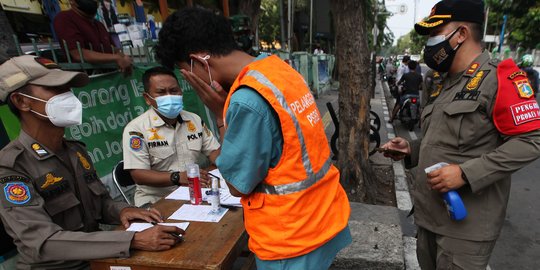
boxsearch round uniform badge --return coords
[130,136,143,151]
[4,182,31,205]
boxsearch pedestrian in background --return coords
[54,0,133,76]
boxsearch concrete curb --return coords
[378,81,420,270]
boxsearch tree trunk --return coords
[239,0,262,35]
[331,0,376,203]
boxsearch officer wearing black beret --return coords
[383,0,540,269]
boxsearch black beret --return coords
[415,0,485,36]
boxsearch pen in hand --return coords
[151,222,184,242]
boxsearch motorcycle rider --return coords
[389,60,423,123]
[519,54,539,96]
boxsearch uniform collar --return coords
[148,108,184,128]
[462,50,491,78]
[444,50,490,91]
[18,130,56,160]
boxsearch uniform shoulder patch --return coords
[493,58,540,135]
[513,79,535,99]
[129,131,144,138]
[1,176,37,207]
[130,136,144,151]
[508,70,527,80]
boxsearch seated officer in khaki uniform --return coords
[122,67,220,207]
[383,0,540,269]
[0,56,184,270]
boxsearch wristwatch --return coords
[170,171,181,186]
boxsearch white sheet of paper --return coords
[219,191,242,206]
[126,222,190,232]
[166,186,211,201]
[126,222,153,232]
[165,186,190,200]
[110,267,132,270]
[168,204,228,222]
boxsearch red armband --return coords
[493,59,540,135]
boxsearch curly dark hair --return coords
[155,8,238,69]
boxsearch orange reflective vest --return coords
[224,55,350,260]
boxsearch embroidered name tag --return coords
[510,100,540,125]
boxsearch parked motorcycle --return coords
[398,95,420,131]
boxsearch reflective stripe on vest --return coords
[246,70,333,195]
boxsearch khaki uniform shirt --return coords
[0,131,134,270]
[408,51,540,241]
[421,69,445,108]
[122,109,220,206]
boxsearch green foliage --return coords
[390,28,427,55]
[485,0,540,49]
[362,1,394,52]
[258,0,281,45]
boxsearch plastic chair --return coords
[112,161,135,205]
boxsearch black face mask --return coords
[76,0,98,16]
[423,27,462,72]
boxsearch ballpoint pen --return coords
[151,222,184,241]
[208,172,220,181]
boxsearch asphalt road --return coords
[386,78,540,270]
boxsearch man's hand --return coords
[120,207,163,228]
[380,137,410,161]
[426,164,466,193]
[116,54,133,77]
[131,225,184,251]
[178,170,210,187]
[180,69,228,119]
[199,169,211,188]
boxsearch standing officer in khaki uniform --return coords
[122,67,220,207]
[0,56,183,270]
[382,0,540,269]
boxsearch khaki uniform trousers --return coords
[417,227,496,270]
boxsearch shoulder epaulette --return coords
[489,58,501,67]
[0,144,25,168]
[65,139,86,148]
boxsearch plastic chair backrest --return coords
[114,161,135,187]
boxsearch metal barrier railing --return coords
[12,35,158,70]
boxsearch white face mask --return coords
[19,91,83,127]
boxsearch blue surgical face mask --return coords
[148,94,183,119]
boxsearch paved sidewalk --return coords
[317,83,420,269]
[376,79,420,270]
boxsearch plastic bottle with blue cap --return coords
[424,162,467,221]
